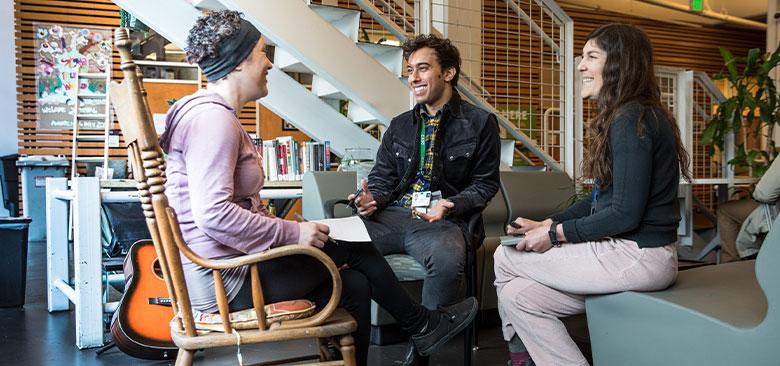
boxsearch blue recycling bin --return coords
[17,156,69,241]
[0,217,32,307]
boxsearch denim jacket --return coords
[366,90,500,246]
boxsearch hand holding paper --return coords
[309,216,371,242]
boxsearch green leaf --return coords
[720,47,739,83]
[744,48,760,76]
[760,103,772,123]
[747,149,759,163]
[754,165,769,178]
[744,92,756,110]
[700,122,719,145]
[731,104,743,132]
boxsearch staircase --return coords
[113,0,571,174]
[112,0,383,158]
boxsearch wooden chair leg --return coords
[318,337,333,361]
[175,348,194,366]
[338,335,356,366]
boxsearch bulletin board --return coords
[34,23,113,130]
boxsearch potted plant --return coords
[701,46,780,177]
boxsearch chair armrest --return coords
[165,207,342,331]
[324,199,351,218]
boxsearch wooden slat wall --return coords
[16,0,120,161]
[14,0,272,165]
[561,5,766,75]
[16,0,767,160]
[15,0,316,220]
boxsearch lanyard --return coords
[419,119,427,168]
[590,184,600,215]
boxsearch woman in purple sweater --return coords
[158,10,477,365]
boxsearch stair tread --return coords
[356,41,402,51]
[309,3,361,19]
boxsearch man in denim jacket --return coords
[350,34,500,364]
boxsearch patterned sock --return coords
[509,351,531,366]
[508,335,530,366]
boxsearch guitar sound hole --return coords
[152,259,164,280]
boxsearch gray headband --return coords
[198,19,261,82]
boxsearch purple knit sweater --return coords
[160,90,300,260]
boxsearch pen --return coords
[509,221,522,229]
[294,213,339,246]
[347,187,363,209]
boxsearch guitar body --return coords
[111,240,178,360]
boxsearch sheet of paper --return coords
[310,216,371,242]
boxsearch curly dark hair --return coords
[185,10,244,64]
[402,34,461,85]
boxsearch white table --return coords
[45,177,302,349]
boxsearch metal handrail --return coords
[351,0,569,171]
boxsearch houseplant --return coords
[701,46,780,177]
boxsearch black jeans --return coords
[229,241,429,366]
[363,206,466,309]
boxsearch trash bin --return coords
[17,156,69,241]
[0,217,32,307]
[0,154,20,216]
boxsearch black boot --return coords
[402,341,430,366]
[411,297,478,357]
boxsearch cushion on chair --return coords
[180,299,317,332]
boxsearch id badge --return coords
[429,190,442,208]
[411,191,432,208]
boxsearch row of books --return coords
[261,137,331,181]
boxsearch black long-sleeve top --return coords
[551,102,681,248]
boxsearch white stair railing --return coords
[112,0,380,158]
[352,0,573,174]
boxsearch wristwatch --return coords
[548,221,562,247]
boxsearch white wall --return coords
[0,1,14,216]
[0,0,16,156]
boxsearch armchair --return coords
[109,28,356,366]
[586,212,780,365]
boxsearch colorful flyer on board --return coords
[34,23,112,130]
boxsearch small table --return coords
[45,177,303,349]
[261,180,303,218]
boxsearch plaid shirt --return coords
[396,109,441,208]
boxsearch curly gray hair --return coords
[185,10,244,64]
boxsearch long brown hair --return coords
[582,23,691,187]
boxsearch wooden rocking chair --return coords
[108,28,357,366]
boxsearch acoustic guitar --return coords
[111,240,178,360]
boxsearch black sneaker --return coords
[411,297,478,356]
[401,341,430,366]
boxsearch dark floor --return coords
[0,241,511,365]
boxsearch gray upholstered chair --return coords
[586,215,780,365]
[302,171,428,344]
[476,186,509,311]
[301,170,491,364]
[500,170,575,222]
[478,170,575,307]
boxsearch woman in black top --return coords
[494,23,691,366]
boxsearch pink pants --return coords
[493,238,677,366]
